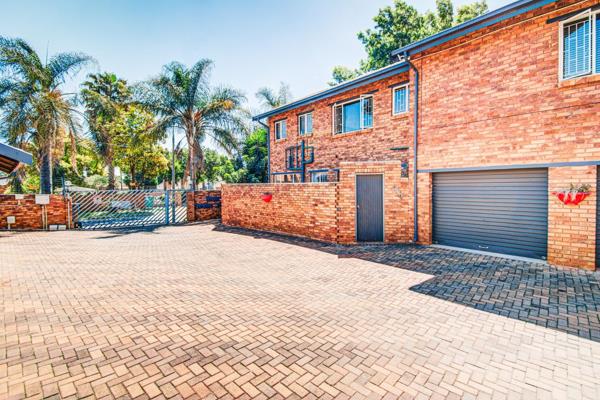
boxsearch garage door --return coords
[433,169,548,260]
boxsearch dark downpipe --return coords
[406,53,419,243]
[256,119,271,182]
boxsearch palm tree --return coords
[136,60,246,190]
[255,83,292,110]
[0,37,92,193]
[81,73,130,190]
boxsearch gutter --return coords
[256,119,271,182]
[403,53,419,244]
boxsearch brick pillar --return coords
[186,192,195,222]
[417,172,433,245]
[548,166,597,270]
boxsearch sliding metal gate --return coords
[69,189,189,230]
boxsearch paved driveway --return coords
[1,224,600,400]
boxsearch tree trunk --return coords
[40,150,53,194]
[130,165,136,189]
[107,155,115,190]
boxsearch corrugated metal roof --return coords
[252,61,409,121]
[0,142,33,174]
[391,0,557,57]
[252,0,558,122]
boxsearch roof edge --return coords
[391,0,557,57]
[253,61,409,121]
[0,142,33,166]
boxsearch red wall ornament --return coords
[261,193,273,203]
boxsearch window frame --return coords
[559,9,599,81]
[392,84,410,115]
[310,170,329,183]
[332,95,374,135]
[298,112,313,136]
[274,119,287,141]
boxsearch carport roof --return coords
[0,142,33,173]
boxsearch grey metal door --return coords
[433,169,548,259]
[597,167,599,268]
[356,174,384,242]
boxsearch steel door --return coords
[356,174,384,242]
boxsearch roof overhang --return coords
[253,61,409,121]
[0,142,33,174]
[391,0,557,57]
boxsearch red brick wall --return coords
[337,161,412,244]
[222,184,338,242]
[0,194,71,230]
[268,72,412,180]
[261,0,599,268]
[416,0,600,170]
[186,191,221,222]
[548,166,597,270]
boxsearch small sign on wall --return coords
[35,194,50,205]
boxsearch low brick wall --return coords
[186,190,222,222]
[0,194,71,230]
[222,184,338,242]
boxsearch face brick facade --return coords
[227,0,600,270]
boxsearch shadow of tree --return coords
[213,224,600,342]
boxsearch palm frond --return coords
[47,52,95,88]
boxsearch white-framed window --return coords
[272,173,300,183]
[274,120,287,140]
[310,171,328,183]
[333,95,373,134]
[392,84,409,115]
[559,9,600,80]
[298,112,313,136]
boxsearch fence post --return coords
[172,191,176,223]
[165,191,170,225]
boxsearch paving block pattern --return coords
[2,223,600,399]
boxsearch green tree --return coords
[136,60,246,190]
[328,66,361,86]
[240,128,267,183]
[255,83,292,109]
[456,1,488,24]
[0,37,92,193]
[198,149,243,186]
[110,106,168,189]
[81,72,130,190]
[333,0,488,78]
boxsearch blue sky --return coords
[2,0,512,112]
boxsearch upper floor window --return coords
[275,119,287,140]
[333,95,373,134]
[560,10,600,80]
[298,112,313,136]
[393,84,409,115]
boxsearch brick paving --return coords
[2,224,600,399]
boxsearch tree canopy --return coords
[330,0,488,84]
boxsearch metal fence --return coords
[68,189,189,230]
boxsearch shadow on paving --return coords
[89,221,219,239]
[213,224,600,342]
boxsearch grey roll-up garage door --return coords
[433,169,548,260]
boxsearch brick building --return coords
[249,0,600,269]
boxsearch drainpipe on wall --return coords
[256,119,271,183]
[404,52,420,243]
